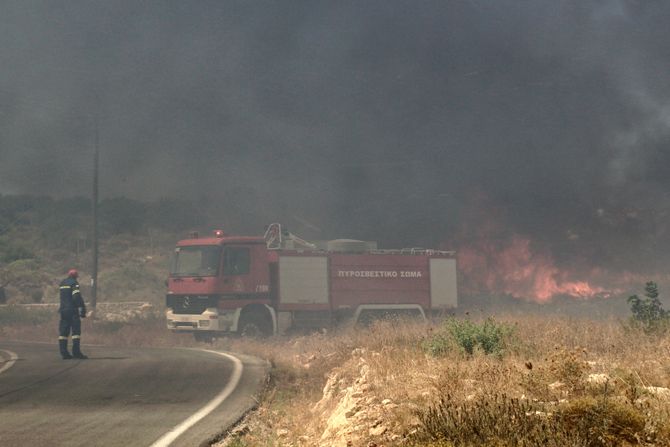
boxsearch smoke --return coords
[1,1,669,284]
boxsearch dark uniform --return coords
[58,274,87,359]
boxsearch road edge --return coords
[0,350,18,375]
[150,349,244,447]
[203,352,272,447]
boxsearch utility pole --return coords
[91,118,99,313]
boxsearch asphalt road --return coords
[0,341,268,447]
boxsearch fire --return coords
[457,234,614,303]
[447,192,667,303]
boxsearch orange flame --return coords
[457,234,615,302]
[448,192,669,303]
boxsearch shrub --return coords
[29,288,43,303]
[0,236,35,263]
[0,305,55,326]
[423,317,516,357]
[0,259,50,303]
[98,260,164,301]
[559,396,646,446]
[628,281,669,333]
[548,347,590,393]
[414,393,582,446]
[422,330,453,357]
[225,438,251,447]
[414,392,650,447]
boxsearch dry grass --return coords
[4,312,670,446]
[215,315,670,447]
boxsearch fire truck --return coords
[166,223,457,339]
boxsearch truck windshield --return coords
[170,245,221,277]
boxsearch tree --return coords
[0,281,7,304]
[628,281,669,333]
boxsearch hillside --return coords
[3,194,670,446]
[0,195,205,306]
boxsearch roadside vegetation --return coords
[213,313,670,447]
[4,293,670,446]
[0,194,209,306]
[3,194,670,446]
[627,281,670,334]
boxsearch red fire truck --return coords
[166,223,457,339]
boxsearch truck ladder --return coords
[264,223,316,250]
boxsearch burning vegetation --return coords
[2,194,670,446]
[457,234,614,302]
[450,194,670,305]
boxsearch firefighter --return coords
[58,269,87,359]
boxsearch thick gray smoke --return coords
[1,1,669,270]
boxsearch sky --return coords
[1,1,669,278]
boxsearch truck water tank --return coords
[327,239,369,253]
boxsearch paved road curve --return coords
[0,341,268,447]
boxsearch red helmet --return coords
[68,269,78,278]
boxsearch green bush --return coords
[421,330,452,357]
[423,317,516,357]
[0,236,35,263]
[628,281,669,333]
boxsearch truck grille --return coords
[166,295,218,315]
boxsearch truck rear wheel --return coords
[238,316,271,338]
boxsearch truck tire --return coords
[238,316,271,338]
[193,332,214,343]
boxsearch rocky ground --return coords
[4,308,670,446]
[211,316,670,447]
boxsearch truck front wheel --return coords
[193,332,214,343]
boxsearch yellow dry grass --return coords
[214,315,670,447]
[4,312,670,446]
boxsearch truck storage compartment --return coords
[429,258,458,309]
[278,255,329,309]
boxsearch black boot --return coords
[72,338,87,359]
[59,339,73,359]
